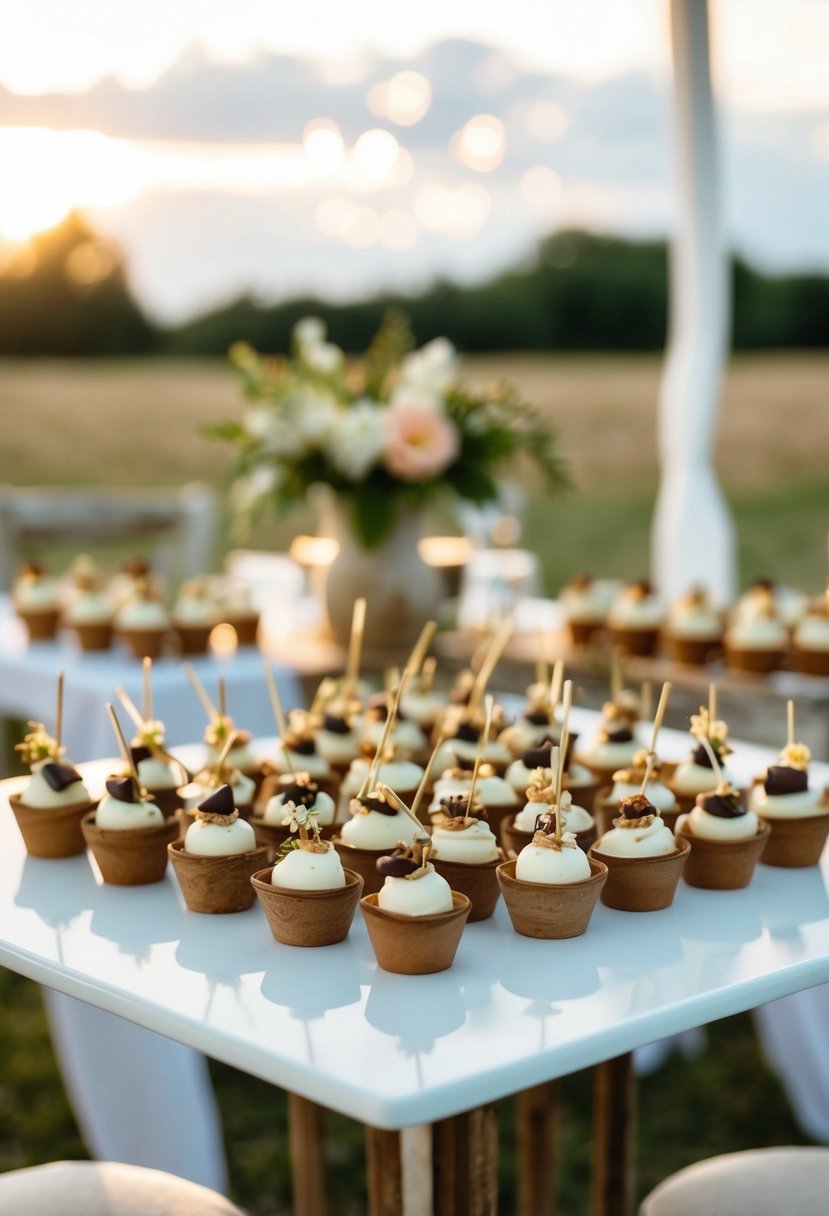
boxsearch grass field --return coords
[0,351,826,1212]
[0,351,827,591]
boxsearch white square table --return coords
[1,713,828,1213]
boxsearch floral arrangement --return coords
[215,314,568,548]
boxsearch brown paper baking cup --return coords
[251,866,363,945]
[588,836,690,911]
[168,839,268,912]
[678,820,770,889]
[73,621,113,651]
[173,624,213,655]
[82,812,179,885]
[567,619,604,647]
[758,805,829,868]
[360,891,471,974]
[431,856,501,922]
[669,635,722,666]
[610,626,660,657]
[594,787,681,835]
[9,794,96,859]
[119,627,167,660]
[251,815,339,859]
[724,645,784,674]
[18,608,60,641]
[223,615,260,647]
[480,801,520,839]
[792,647,829,677]
[501,819,596,859]
[331,839,397,896]
[497,857,607,939]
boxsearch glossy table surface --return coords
[1,711,828,1130]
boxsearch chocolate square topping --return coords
[198,784,236,816]
[41,762,82,792]
[764,765,809,797]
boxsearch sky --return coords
[0,0,827,323]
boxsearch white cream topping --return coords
[272,748,330,777]
[559,578,620,622]
[66,593,112,625]
[172,598,218,627]
[399,690,446,727]
[579,739,640,771]
[116,599,169,630]
[750,785,825,819]
[506,758,594,794]
[515,838,592,883]
[677,805,760,841]
[726,619,787,649]
[608,592,663,629]
[315,729,361,765]
[205,742,258,773]
[339,806,412,849]
[21,760,90,808]
[794,617,829,650]
[671,761,740,795]
[377,867,454,916]
[96,794,164,830]
[595,816,676,858]
[184,816,256,855]
[14,579,60,611]
[342,757,424,799]
[263,789,336,827]
[136,756,179,791]
[431,820,499,864]
[362,718,427,754]
[270,845,345,890]
[432,737,512,776]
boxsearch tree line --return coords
[1,213,826,356]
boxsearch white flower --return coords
[293,316,326,350]
[304,342,344,377]
[293,391,339,446]
[389,386,445,414]
[399,337,458,395]
[243,406,306,459]
[325,399,385,481]
[230,465,280,514]
[280,801,320,834]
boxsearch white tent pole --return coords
[652,0,736,606]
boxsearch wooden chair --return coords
[0,482,218,589]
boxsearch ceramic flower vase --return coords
[322,500,443,664]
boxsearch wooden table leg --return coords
[433,1103,499,1216]
[288,1093,328,1216]
[366,1127,403,1216]
[515,1081,558,1216]
[591,1053,636,1216]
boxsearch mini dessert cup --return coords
[758,805,829,868]
[331,840,397,897]
[497,857,607,939]
[9,793,96,859]
[173,623,213,655]
[251,866,363,945]
[568,619,604,648]
[82,812,179,885]
[168,839,268,912]
[501,818,596,859]
[73,621,113,652]
[431,856,501,922]
[677,820,770,889]
[724,645,785,675]
[588,836,690,911]
[18,608,61,642]
[120,627,167,661]
[360,891,471,974]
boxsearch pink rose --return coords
[383,400,459,482]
